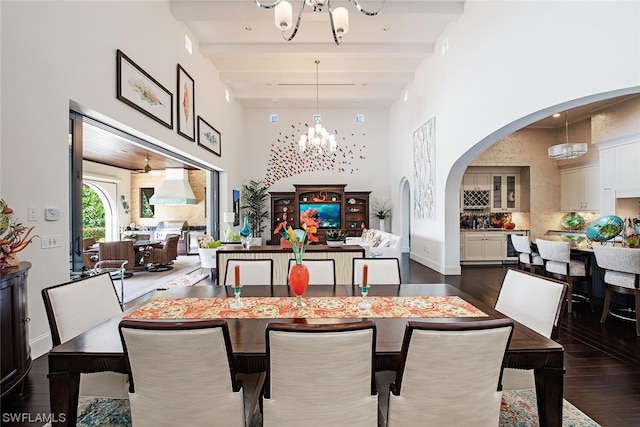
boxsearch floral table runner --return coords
[124,296,487,319]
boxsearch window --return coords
[140,188,155,218]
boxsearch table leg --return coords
[534,365,564,427]
[48,370,79,427]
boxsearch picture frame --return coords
[116,49,172,129]
[177,64,196,141]
[197,116,221,157]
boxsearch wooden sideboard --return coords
[1,261,32,398]
[216,245,365,285]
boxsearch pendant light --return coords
[548,110,588,160]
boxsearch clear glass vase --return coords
[239,216,253,250]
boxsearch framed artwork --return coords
[140,188,155,218]
[413,117,436,219]
[177,64,195,141]
[116,50,172,129]
[197,116,221,157]
[233,189,240,226]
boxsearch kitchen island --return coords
[215,244,366,285]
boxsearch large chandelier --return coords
[254,0,385,45]
[299,60,336,156]
[548,110,588,160]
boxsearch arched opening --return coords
[83,180,117,242]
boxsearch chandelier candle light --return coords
[548,110,588,160]
[255,0,385,45]
[298,60,337,156]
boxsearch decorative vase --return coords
[289,263,309,307]
[0,253,19,270]
[239,216,253,250]
[379,218,385,232]
[326,240,343,248]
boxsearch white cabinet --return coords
[462,232,505,261]
[599,141,640,195]
[491,174,520,212]
[463,173,491,191]
[560,165,599,212]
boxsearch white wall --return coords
[1,1,244,358]
[390,0,640,274]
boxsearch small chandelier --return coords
[299,60,336,156]
[254,0,385,45]
[548,110,588,160]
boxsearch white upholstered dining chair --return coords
[41,272,129,398]
[352,258,401,285]
[119,319,265,427]
[223,258,274,286]
[287,258,336,285]
[494,268,567,389]
[592,244,640,336]
[376,319,514,427]
[263,321,378,427]
[535,238,593,313]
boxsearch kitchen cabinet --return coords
[560,165,599,212]
[491,174,520,212]
[462,232,505,261]
[462,173,491,191]
[599,140,640,195]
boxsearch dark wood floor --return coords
[3,257,640,426]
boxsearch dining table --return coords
[47,283,564,427]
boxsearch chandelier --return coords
[254,0,385,45]
[299,60,336,156]
[548,110,588,160]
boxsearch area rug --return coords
[156,272,208,290]
[59,389,599,427]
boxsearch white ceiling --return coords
[169,0,464,109]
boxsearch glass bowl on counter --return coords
[561,213,584,230]
[586,215,624,242]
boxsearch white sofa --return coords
[345,229,402,260]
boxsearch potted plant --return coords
[240,179,270,246]
[370,198,392,232]
[325,228,346,247]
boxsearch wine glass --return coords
[358,284,371,309]
[229,284,245,309]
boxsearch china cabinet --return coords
[1,262,32,398]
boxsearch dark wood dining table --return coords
[47,283,564,427]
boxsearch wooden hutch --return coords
[269,184,370,244]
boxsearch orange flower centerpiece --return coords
[274,212,319,307]
[0,199,38,270]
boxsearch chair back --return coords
[42,272,122,346]
[510,234,532,254]
[224,259,274,286]
[495,268,567,339]
[147,235,180,265]
[99,240,136,271]
[82,237,96,250]
[263,321,377,427]
[287,259,336,285]
[135,233,150,241]
[592,244,640,288]
[119,319,247,427]
[385,319,513,427]
[352,258,401,285]
[535,239,570,263]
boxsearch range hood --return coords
[149,168,197,205]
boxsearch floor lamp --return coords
[223,212,235,242]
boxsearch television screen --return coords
[299,203,341,229]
